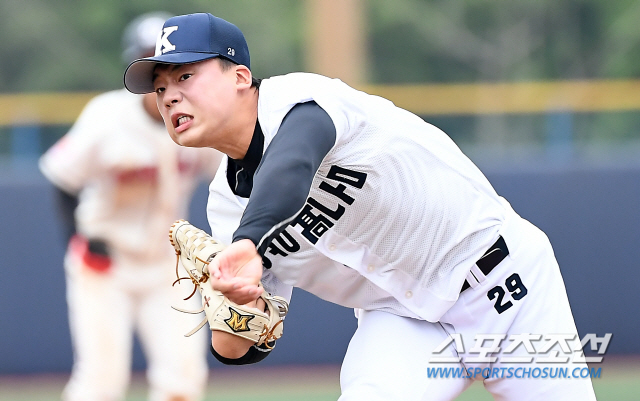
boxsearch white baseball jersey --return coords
[40,89,221,264]
[207,73,506,322]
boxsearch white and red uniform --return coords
[206,73,597,400]
[40,88,222,401]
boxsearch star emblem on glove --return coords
[225,307,255,332]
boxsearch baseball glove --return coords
[169,219,288,348]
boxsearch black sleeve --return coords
[53,185,111,256]
[232,101,336,256]
[53,186,79,244]
[210,342,275,365]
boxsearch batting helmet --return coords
[121,12,173,65]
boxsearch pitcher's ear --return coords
[235,64,252,87]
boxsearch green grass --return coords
[1,359,637,401]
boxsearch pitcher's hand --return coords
[208,239,263,305]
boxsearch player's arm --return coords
[208,102,335,364]
[49,184,112,271]
[210,101,336,304]
[39,94,112,269]
[233,100,337,254]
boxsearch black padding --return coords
[210,342,275,365]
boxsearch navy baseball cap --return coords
[124,13,250,94]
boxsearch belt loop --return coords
[469,264,486,284]
[460,235,509,294]
[464,270,480,290]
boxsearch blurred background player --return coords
[39,12,222,401]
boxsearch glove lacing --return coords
[169,219,220,300]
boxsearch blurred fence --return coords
[1,164,639,374]
[3,79,640,163]
[4,79,640,123]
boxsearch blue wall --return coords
[0,162,638,374]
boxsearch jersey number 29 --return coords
[486,273,528,314]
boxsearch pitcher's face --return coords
[153,58,240,149]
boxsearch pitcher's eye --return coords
[179,73,193,81]
[154,87,165,95]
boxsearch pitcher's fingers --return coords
[209,275,234,293]
[208,257,221,279]
[210,276,260,296]
[225,280,261,304]
[212,283,261,305]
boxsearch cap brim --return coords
[123,52,221,94]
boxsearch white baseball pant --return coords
[339,210,597,400]
[62,245,209,401]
